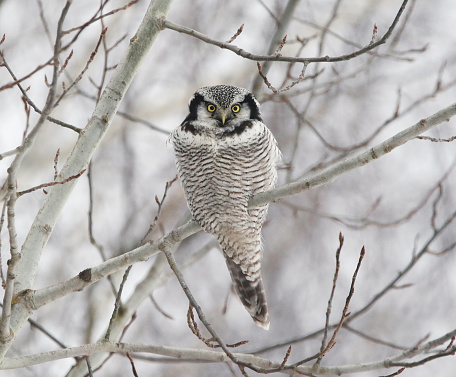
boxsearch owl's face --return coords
[185,85,262,128]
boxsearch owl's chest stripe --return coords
[222,120,253,137]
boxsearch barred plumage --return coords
[170,85,281,329]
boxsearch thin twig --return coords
[316,233,343,365]
[280,346,292,369]
[53,27,107,108]
[119,312,137,343]
[96,2,109,103]
[126,353,139,377]
[187,305,248,349]
[150,294,174,320]
[225,24,244,44]
[36,0,53,47]
[141,176,178,244]
[16,169,86,197]
[274,35,288,56]
[27,317,68,349]
[390,345,456,368]
[84,356,94,377]
[0,57,54,91]
[63,0,139,35]
[344,325,408,351]
[105,266,132,341]
[313,246,365,364]
[416,135,456,142]
[380,368,406,377]
[87,163,118,296]
[1,54,81,133]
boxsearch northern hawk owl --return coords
[171,85,281,329]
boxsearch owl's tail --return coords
[225,256,270,330]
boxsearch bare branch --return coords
[126,352,139,377]
[187,305,248,349]
[250,101,456,207]
[0,0,174,360]
[0,56,54,91]
[53,27,107,108]
[164,0,409,64]
[225,24,244,44]
[318,233,343,360]
[2,332,456,375]
[255,209,456,355]
[252,0,304,95]
[0,187,19,342]
[105,266,132,341]
[310,246,365,366]
[1,54,81,133]
[62,0,140,35]
[416,135,456,142]
[380,368,406,377]
[141,176,178,244]
[344,325,408,351]
[16,169,86,197]
[257,62,309,94]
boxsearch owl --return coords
[170,85,281,330]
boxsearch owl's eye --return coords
[207,104,216,113]
[231,104,241,113]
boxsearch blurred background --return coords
[1,0,456,376]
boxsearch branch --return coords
[318,233,343,359]
[66,221,211,377]
[0,55,80,132]
[104,266,132,341]
[62,0,140,35]
[416,135,456,142]
[251,0,302,94]
[0,0,174,360]
[13,220,199,313]
[164,0,409,64]
[16,169,86,197]
[254,208,456,355]
[2,330,456,375]
[316,246,365,360]
[0,342,281,371]
[0,186,19,342]
[0,0,73,347]
[250,101,456,207]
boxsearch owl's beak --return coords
[215,111,231,126]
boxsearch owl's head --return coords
[187,85,262,126]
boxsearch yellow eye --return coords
[232,104,241,113]
[207,104,216,112]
